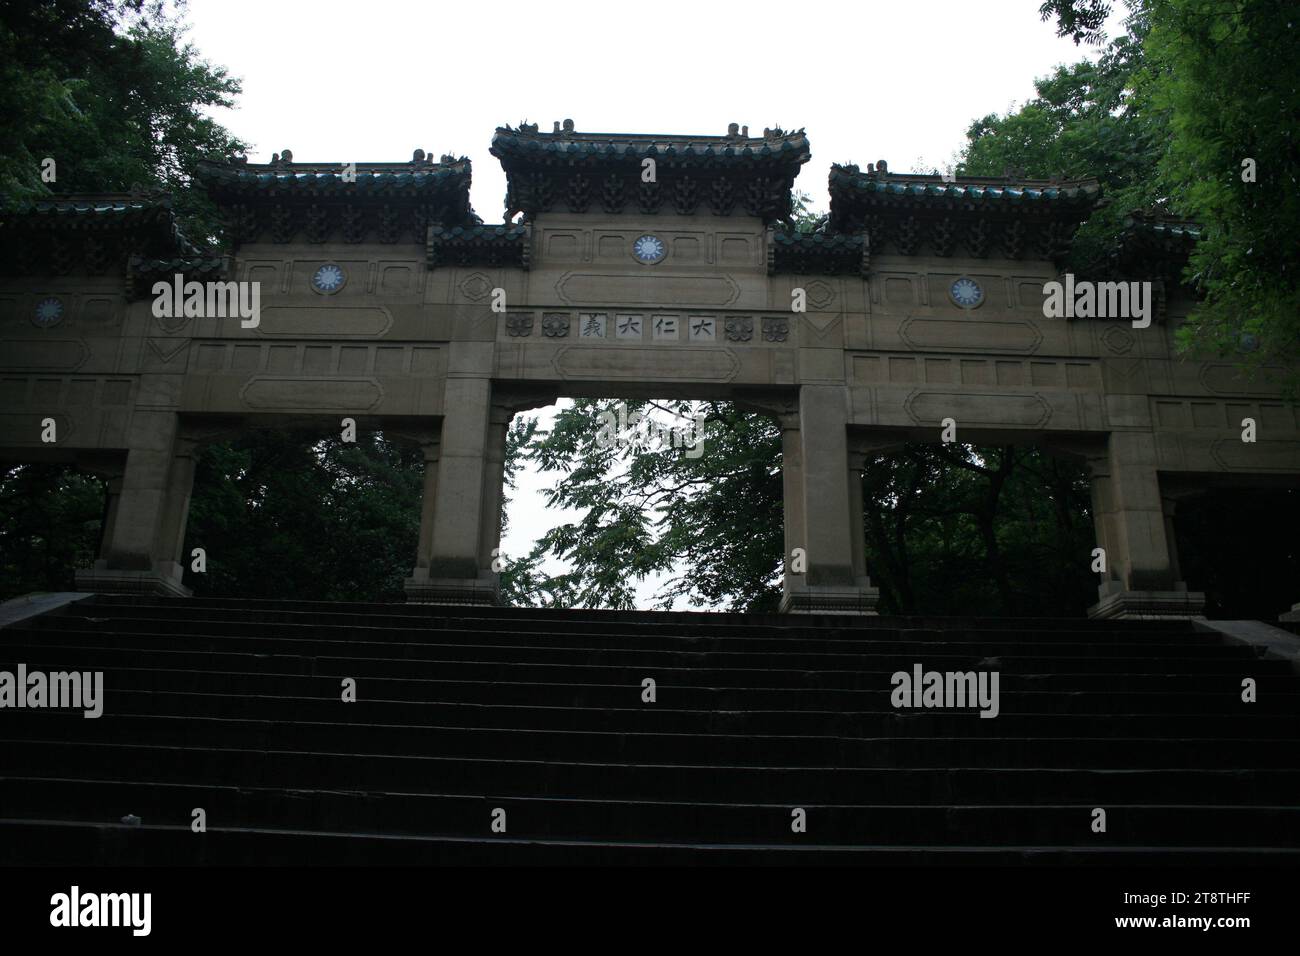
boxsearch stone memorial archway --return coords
[2,121,1296,618]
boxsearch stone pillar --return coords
[75,414,194,597]
[403,381,555,606]
[1086,432,1204,619]
[478,405,512,573]
[97,474,124,560]
[1161,496,1184,585]
[152,438,199,585]
[779,385,879,614]
[778,412,806,608]
[848,460,868,582]
[405,377,499,605]
[413,438,440,574]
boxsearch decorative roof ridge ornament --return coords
[128,182,169,201]
[829,162,1100,192]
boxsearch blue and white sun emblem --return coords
[950,277,984,309]
[33,297,65,327]
[632,235,666,264]
[311,263,346,294]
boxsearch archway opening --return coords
[181,427,423,602]
[500,397,784,612]
[0,461,108,601]
[858,443,1097,617]
[1174,484,1300,620]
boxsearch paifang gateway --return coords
[1,120,1296,618]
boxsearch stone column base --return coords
[404,570,501,606]
[74,563,191,598]
[780,581,880,616]
[1087,584,1206,620]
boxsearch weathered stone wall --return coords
[2,173,1296,617]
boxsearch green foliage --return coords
[0,0,246,243]
[861,445,1097,616]
[501,402,1096,616]
[789,190,828,234]
[1142,0,1300,379]
[1039,0,1115,45]
[501,400,784,611]
[959,21,1163,277]
[0,463,104,600]
[1023,0,1300,388]
[182,430,422,602]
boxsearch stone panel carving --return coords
[555,272,740,307]
[553,346,739,381]
[5,339,90,371]
[899,316,1043,353]
[1210,439,1300,472]
[904,390,1052,428]
[240,376,383,410]
[0,412,72,443]
[1199,363,1287,397]
[256,306,392,337]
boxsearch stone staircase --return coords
[1,595,1297,864]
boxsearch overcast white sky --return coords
[182,0,1121,607]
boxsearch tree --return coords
[1027,0,1300,386]
[1142,0,1300,380]
[860,445,1096,616]
[0,464,104,601]
[182,430,423,602]
[958,15,1163,278]
[501,400,784,611]
[0,0,246,242]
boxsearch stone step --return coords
[1,818,1293,867]
[5,743,1296,802]
[66,667,1300,711]
[1,778,1295,846]
[29,607,1223,646]
[85,594,1201,635]
[20,617,1247,656]
[12,688,1299,736]
[5,721,1298,768]
[5,643,1289,681]
[5,595,1293,864]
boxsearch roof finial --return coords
[412,149,426,163]
[562,118,574,133]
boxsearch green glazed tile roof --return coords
[772,230,865,249]
[427,222,530,269]
[197,156,472,196]
[491,123,810,168]
[1124,215,1201,241]
[428,224,527,240]
[1,193,201,257]
[829,165,1100,206]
